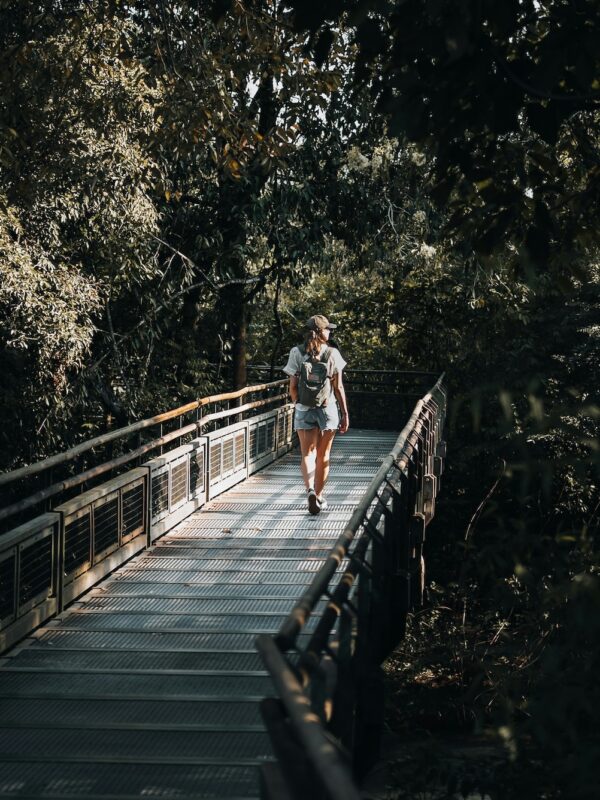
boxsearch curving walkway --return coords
[0,430,397,799]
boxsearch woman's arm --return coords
[332,372,349,433]
[289,375,299,404]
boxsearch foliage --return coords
[0,4,598,799]
[406,277,599,798]
[271,0,600,274]
[0,4,162,463]
[122,0,355,388]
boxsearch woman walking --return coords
[283,315,349,515]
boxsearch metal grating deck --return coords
[0,429,396,799]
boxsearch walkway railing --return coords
[0,381,293,653]
[248,367,438,431]
[256,376,447,800]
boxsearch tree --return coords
[253,0,600,278]
[0,3,162,464]
[123,0,351,388]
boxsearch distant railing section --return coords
[248,365,438,430]
[256,375,447,800]
[0,381,294,652]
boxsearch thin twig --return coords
[496,55,600,105]
[105,302,121,367]
[465,458,507,543]
[159,0,183,79]
[151,235,261,290]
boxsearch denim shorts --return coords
[294,404,339,432]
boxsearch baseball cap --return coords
[306,314,337,331]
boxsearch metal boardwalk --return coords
[0,430,397,800]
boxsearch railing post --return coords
[44,468,54,513]
[352,662,385,782]
[410,512,426,608]
[233,393,244,425]
[352,534,386,782]
[259,698,327,800]
[382,472,411,659]
[57,510,65,614]
[329,605,357,755]
[369,509,387,660]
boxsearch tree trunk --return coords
[221,282,247,390]
[216,67,277,390]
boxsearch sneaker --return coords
[317,496,328,511]
[307,488,320,515]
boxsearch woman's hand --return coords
[332,372,349,433]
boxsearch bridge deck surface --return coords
[0,429,397,799]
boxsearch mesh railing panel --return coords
[210,442,221,484]
[266,419,275,451]
[235,433,245,468]
[171,462,188,507]
[64,513,91,575]
[18,535,53,606]
[122,482,144,540]
[190,449,205,496]
[93,497,119,556]
[0,554,16,621]
[223,438,234,474]
[152,472,168,518]
[257,425,266,455]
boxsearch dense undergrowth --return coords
[379,280,600,800]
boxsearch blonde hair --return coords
[304,329,328,358]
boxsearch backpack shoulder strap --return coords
[320,347,332,363]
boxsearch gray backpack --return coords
[297,346,333,407]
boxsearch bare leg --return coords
[315,429,336,498]
[297,428,320,491]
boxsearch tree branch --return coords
[496,55,600,106]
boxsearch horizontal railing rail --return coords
[256,375,447,800]
[248,365,438,389]
[0,380,288,529]
[247,366,439,433]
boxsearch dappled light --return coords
[1,1,598,798]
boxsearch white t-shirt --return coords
[283,346,347,411]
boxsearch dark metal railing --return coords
[247,366,439,431]
[256,375,447,800]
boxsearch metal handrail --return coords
[0,381,288,525]
[256,374,447,800]
[248,364,438,377]
[248,365,438,387]
[258,636,363,800]
[274,396,427,652]
[0,380,288,487]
